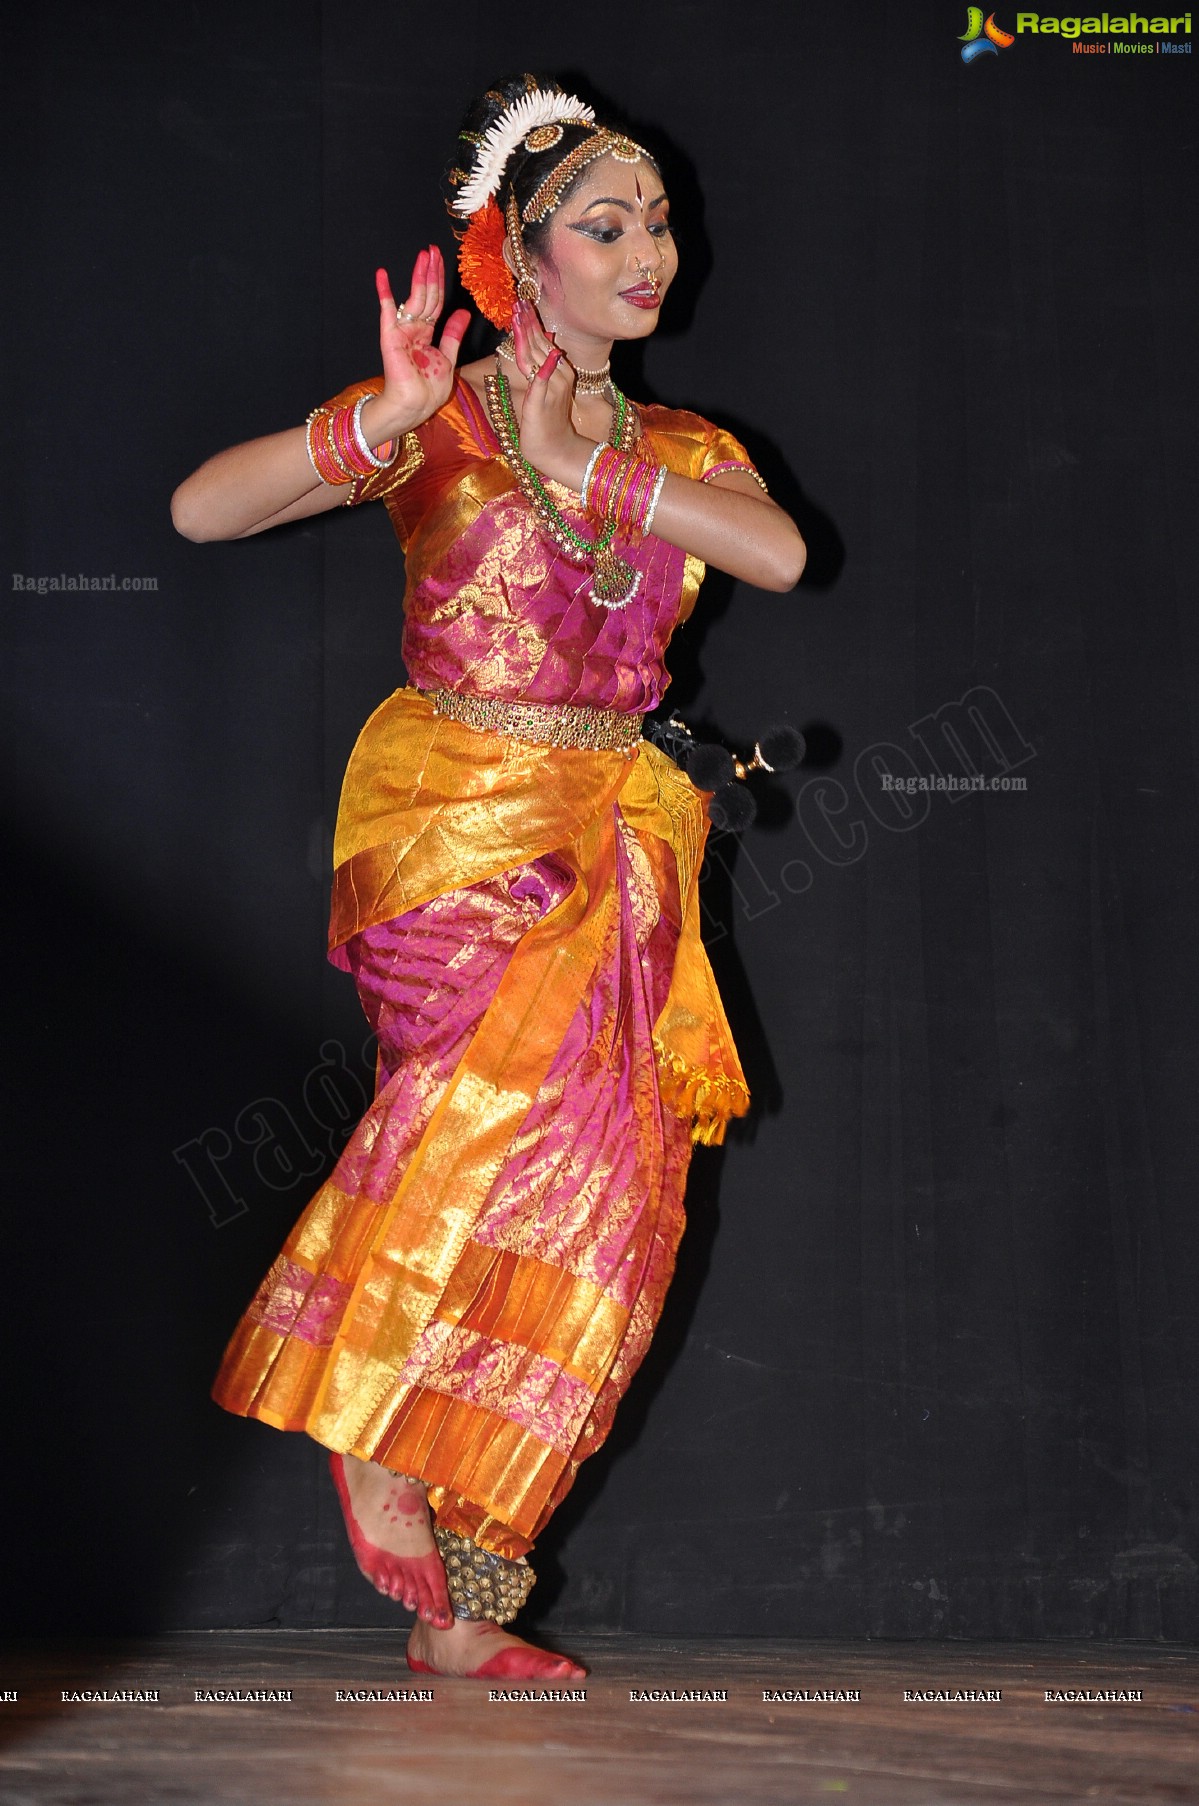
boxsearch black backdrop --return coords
[5,0,1197,1643]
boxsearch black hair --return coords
[444,72,661,256]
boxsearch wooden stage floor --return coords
[1,1632,1195,1805]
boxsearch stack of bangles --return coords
[305,396,400,486]
[579,444,669,539]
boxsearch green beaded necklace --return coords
[484,369,642,608]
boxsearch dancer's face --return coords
[532,154,677,344]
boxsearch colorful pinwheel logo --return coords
[959,8,1015,60]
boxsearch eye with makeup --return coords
[569,216,673,246]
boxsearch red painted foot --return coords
[328,1451,452,1627]
[406,1644,587,1680]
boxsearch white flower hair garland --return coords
[451,89,596,218]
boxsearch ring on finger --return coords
[397,307,419,323]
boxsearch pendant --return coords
[590,548,641,608]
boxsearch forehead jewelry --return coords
[522,127,652,225]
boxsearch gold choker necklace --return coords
[495,337,613,398]
[573,360,612,396]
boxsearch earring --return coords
[505,191,542,304]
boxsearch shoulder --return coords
[635,402,757,481]
[636,400,719,443]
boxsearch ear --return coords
[503,233,543,285]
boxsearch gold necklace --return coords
[483,369,641,607]
[572,360,613,396]
[495,336,614,400]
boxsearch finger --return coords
[516,298,552,377]
[512,302,536,380]
[376,266,396,309]
[437,307,471,367]
[412,246,431,316]
[521,306,553,367]
[419,245,437,323]
[537,348,563,381]
[525,300,556,351]
[427,244,445,321]
[398,249,429,326]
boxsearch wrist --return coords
[538,433,594,494]
[359,392,421,445]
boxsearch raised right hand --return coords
[374,247,471,433]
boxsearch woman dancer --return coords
[172,73,805,1680]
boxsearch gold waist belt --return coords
[418,686,646,753]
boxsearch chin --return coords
[612,308,662,341]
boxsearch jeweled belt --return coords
[416,686,645,753]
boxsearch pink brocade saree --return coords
[209,378,755,1556]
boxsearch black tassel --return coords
[644,711,805,836]
[753,724,806,772]
[684,742,737,791]
[709,782,757,832]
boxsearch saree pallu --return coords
[211,685,749,1558]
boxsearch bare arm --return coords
[510,301,807,593]
[553,455,805,592]
[170,249,470,543]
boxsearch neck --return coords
[551,330,615,373]
[497,328,616,389]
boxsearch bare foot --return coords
[407,1614,587,1680]
[329,1451,453,1629]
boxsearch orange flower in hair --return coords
[455,196,514,330]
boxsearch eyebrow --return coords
[575,193,669,215]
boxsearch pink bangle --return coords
[587,446,625,521]
[306,409,351,486]
[620,461,656,532]
[584,446,668,536]
[330,404,370,476]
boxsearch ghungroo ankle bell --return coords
[433,1525,536,1624]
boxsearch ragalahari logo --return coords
[960,7,1016,58]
